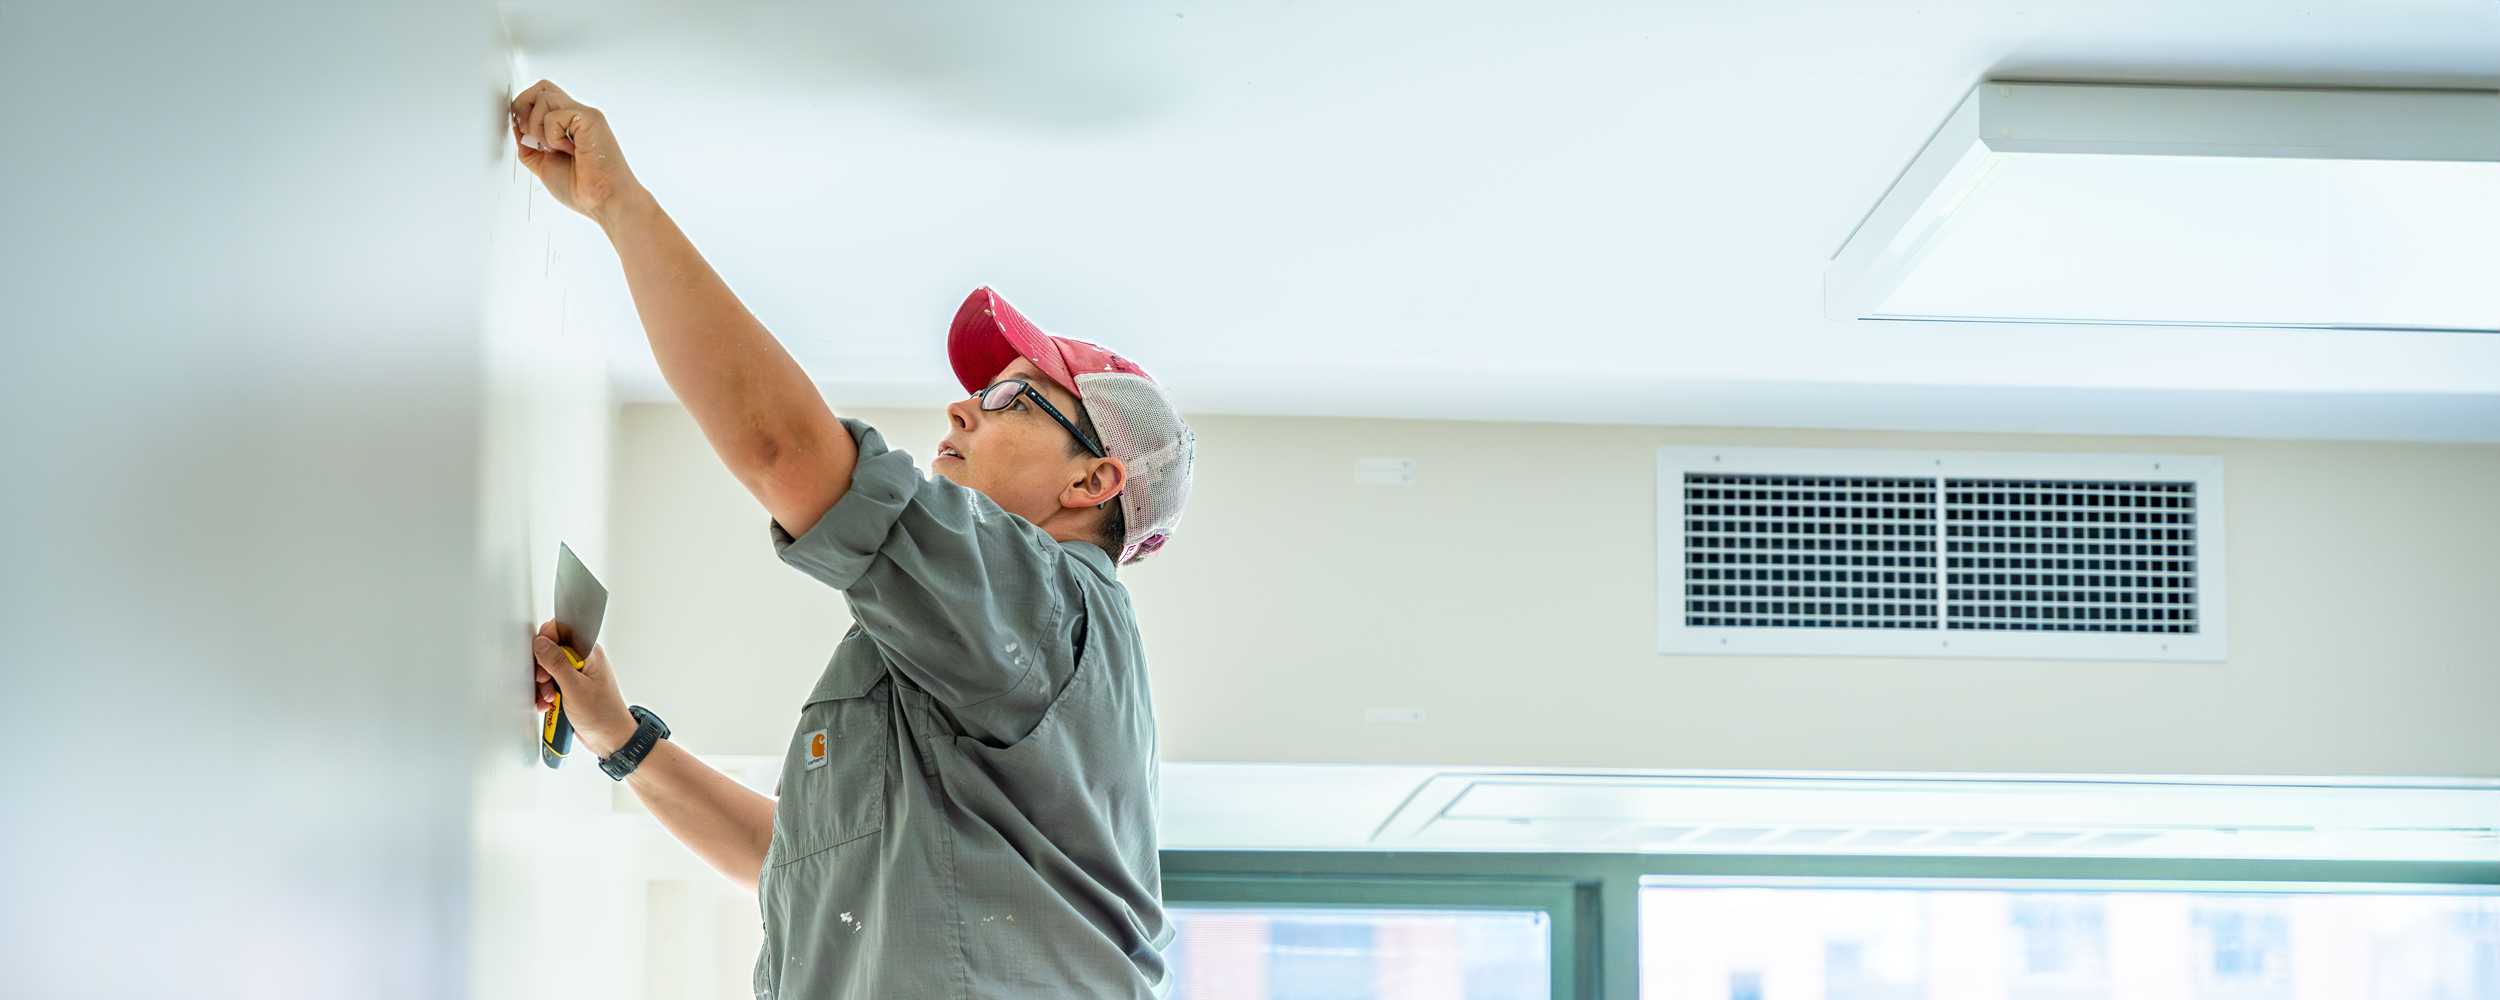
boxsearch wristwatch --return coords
[598,705,670,781]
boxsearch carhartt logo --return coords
[804,729,829,770]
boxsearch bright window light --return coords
[1641,881,2500,1000]
[1167,907,1551,999]
[1829,83,2500,331]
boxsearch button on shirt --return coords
[757,418,1171,999]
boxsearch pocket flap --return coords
[805,652,887,705]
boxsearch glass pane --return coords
[1641,885,2500,1000]
[1168,906,1551,1000]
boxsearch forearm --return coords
[623,739,778,893]
[597,191,854,535]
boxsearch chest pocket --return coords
[768,641,890,866]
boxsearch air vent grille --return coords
[1944,479,2199,634]
[1659,447,2226,661]
[1679,474,1938,629]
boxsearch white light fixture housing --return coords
[1828,82,2500,331]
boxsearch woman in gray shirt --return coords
[511,80,1195,998]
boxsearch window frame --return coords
[1163,850,2500,1000]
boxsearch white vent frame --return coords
[1658,446,2227,662]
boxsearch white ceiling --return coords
[509,0,2500,442]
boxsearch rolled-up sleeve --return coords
[772,419,1076,719]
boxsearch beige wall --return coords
[610,402,2500,777]
[602,407,941,755]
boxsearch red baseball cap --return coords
[946,287,1195,564]
[948,287,1150,397]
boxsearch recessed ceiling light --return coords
[1828,82,2500,332]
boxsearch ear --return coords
[1062,456,1128,510]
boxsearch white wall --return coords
[611,403,2500,778]
[0,5,496,998]
[467,48,641,1000]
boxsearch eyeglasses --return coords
[975,378,1106,458]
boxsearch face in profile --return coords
[934,360,1120,525]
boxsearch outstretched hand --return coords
[510,80,644,224]
[532,619,638,759]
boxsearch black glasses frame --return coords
[977,378,1106,459]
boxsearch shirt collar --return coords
[1062,538,1118,578]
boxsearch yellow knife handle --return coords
[539,644,589,767]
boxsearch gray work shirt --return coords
[755,419,1171,999]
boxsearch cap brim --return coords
[948,287,1080,398]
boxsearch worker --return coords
[511,80,1193,998]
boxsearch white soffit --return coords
[1158,763,2500,863]
[1828,83,2500,332]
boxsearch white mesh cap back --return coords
[1074,370,1194,564]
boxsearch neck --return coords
[1032,504,1110,553]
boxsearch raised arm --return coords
[511,81,855,536]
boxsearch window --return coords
[1163,853,2495,1000]
[1162,874,1584,999]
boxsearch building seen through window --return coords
[1642,885,2499,1000]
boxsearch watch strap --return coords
[599,705,670,781]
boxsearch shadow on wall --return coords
[0,4,498,999]
[505,0,1227,130]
